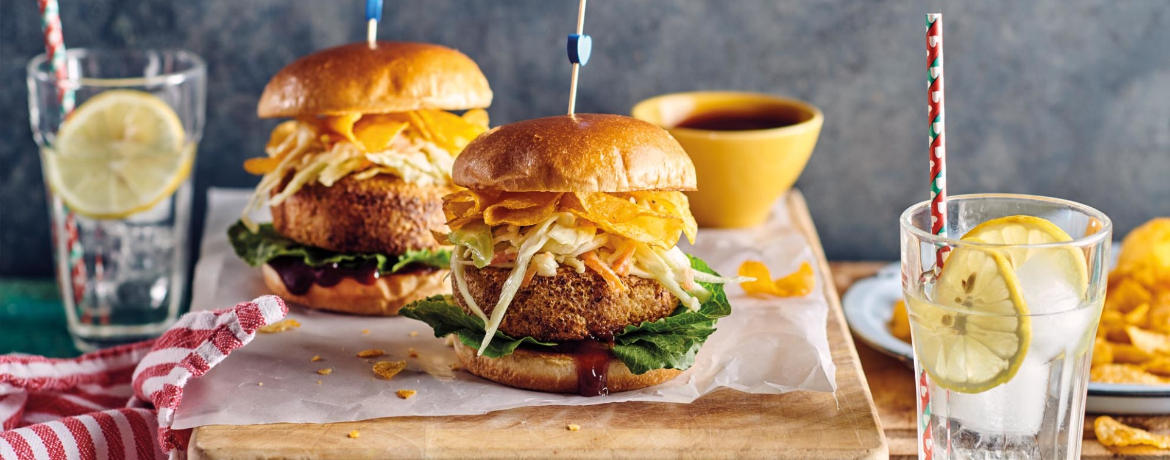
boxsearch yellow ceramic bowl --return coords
[632,91,823,228]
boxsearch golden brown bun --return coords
[453,266,676,341]
[452,340,681,394]
[258,41,492,118]
[453,114,696,192]
[262,264,449,316]
[271,174,451,255]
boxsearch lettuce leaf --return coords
[227,220,449,274]
[399,296,556,357]
[398,254,730,375]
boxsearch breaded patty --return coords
[271,174,451,255]
[454,266,678,341]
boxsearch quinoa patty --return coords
[454,266,678,341]
[271,174,451,255]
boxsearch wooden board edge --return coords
[786,190,890,459]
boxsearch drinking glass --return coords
[28,49,205,351]
[900,194,1111,460]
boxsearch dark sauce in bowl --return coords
[675,108,800,131]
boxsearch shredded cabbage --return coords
[451,249,487,322]
[476,216,558,355]
[241,120,462,231]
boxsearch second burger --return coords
[230,41,492,316]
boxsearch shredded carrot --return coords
[491,252,517,265]
[582,252,625,291]
[611,243,636,277]
[521,263,538,288]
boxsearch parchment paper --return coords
[172,188,835,429]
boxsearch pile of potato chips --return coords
[1092,218,1170,385]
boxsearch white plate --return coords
[842,262,1170,414]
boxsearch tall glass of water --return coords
[28,49,205,351]
[901,194,1111,460]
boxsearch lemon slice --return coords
[909,243,1031,393]
[45,90,191,219]
[962,215,1089,292]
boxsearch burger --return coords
[229,41,493,316]
[400,114,740,395]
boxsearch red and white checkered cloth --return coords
[0,296,286,460]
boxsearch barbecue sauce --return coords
[551,335,615,397]
[267,258,380,295]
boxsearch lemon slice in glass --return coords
[910,242,1031,393]
[962,215,1089,292]
[45,90,191,219]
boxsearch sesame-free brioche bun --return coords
[261,264,449,316]
[258,41,492,118]
[452,114,696,192]
[452,340,681,394]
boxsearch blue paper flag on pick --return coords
[366,0,383,22]
[567,34,592,66]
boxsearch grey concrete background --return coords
[1,0,1168,277]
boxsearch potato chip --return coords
[625,191,698,244]
[444,190,696,249]
[1107,278,1152,314]
[258,318,301,334]
[1117,218,1170,289]
[1127,326,1170,355]
[1099,311,1131,343]
[483,192,563,226]
[461,108,490,128]
[316,368,333,375]
[396,389,417,399]
[1092,338,1114,367]
[373,360,407,380]
[352,116,408,152]
[1091,364,1170,385]
[1110,342,1153,364]
[356,349,385,358]
[1143,357,1170,377]
[1150,296,1170,334]
[1094,416,1170,450]
[738,261,815,298]
[564,192,687,248]
[1126,303,1152,326]
[889,300,912,344]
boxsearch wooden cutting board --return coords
[188,191,888,459]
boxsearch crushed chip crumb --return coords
[396,389,417,399]
[258,318,301,333]
[362,329,370,334]
[316,380,323,385]
[347,430,360,439]
[373,360,407,380]
[317,368,333,375]
[409,331,419,337]
[356,349,385,358]
[311,355,323,362]
[567,424,580,431]
[257,382,263,386]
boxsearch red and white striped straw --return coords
[927,14,947,243]
[37,0,74,116]
[920,13,946,460]
[37,0,86,308]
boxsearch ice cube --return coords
[947,355,1049,435]
[1014,249,1093,362]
